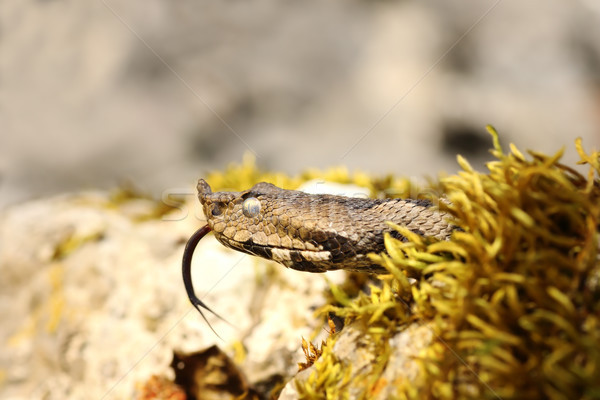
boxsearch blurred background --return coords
[2,0,600,208]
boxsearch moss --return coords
[208,128,600,399]
[411,127,600,399]
[107,184,177,221]
[294,335,353,400]
[205,153,420,200]
[51,230,104,261]
[299,126,600,399]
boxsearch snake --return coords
[182,179,456,329]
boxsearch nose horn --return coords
[197,179,212,196]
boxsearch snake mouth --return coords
[218,236,381,273]
[216,235,333,264]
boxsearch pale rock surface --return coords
[0,191,346,399]
[3,1,600,208]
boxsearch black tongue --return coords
[182,224,232,338]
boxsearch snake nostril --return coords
[211,203,225,216]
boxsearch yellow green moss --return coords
[294,334,353,400]
[303,126,600,399]
[205,153,419,199]
[414,127,600,400]
[207,128,600,399]
[107,184,177,221]
[51,230,104,261]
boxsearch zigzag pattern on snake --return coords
[182,179,456,329]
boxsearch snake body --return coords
[182,179,455,326]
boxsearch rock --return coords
[0,191,346,399]
[3,1,600,208]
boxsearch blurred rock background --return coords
[2,0,600,209]
[2,1,600,399]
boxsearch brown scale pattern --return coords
[197,179,456,273]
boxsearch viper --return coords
[182,179,456,329]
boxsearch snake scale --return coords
[182,179,456,328]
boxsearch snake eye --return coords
[242,197,261,218]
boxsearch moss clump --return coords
[301,126,600,399]
[416,127,600,399]
[295,338,353,400]
[204,153,421,200]
[204,128,599,399]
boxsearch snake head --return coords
[197,179,282,241]
[195,179,384,272]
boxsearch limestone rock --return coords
[0,191,345,399]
